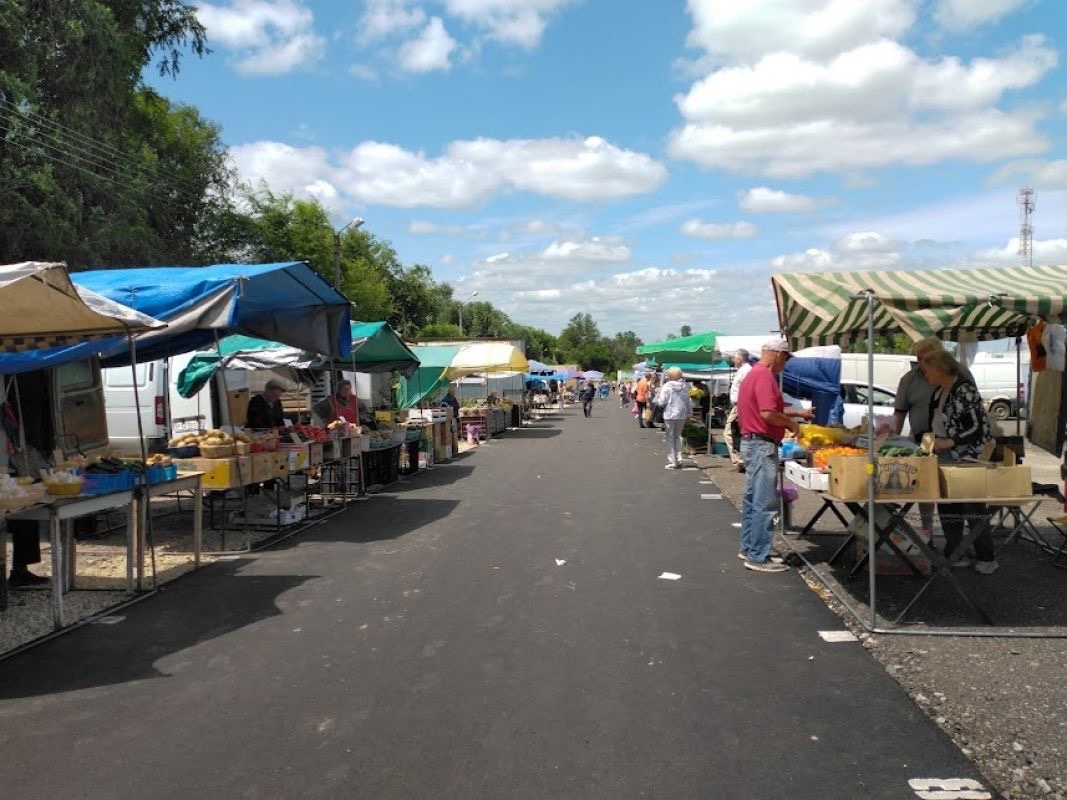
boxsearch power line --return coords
[0,98,211,200]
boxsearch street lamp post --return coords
[458,290,479,337]
[332,217,365,290]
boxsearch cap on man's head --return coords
[762,337,791,353]
[265,378,287,392]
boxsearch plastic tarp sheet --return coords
[73,262,352,365]
[637,330,722,364]
[176,321,419,398]
[780,357,842,425]
[398,345,463,409]
[444,343,528,378]
[0,262,165,372]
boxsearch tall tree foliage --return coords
[0,0,227,266]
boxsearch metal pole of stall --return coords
[864,292,878,630]
[1016,335,1023,437]
[213,329,251,551]
[128,331,157,590]
[352,352,367,499]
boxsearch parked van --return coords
[838,353,917,389]
[970,352,1029,420]
[102,353,246,453]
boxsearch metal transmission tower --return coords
[1018,187,1035,267]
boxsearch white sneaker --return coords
[974,559,1000,575]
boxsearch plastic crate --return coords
[83,470,136,496]
[145,463,179,485]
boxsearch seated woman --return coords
[314,379,376,430]
[923,349,998,574]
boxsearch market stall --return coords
[772,265,1065,635]
[0,262,166,626]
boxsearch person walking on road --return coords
[659,367,693,469]
[634,373,651,428]
[579,381,597,417]
[737,338,811,573]
[724,349,751,471]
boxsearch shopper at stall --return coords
[314,379,360,425]
[246,378,287,429]
[579,381,596,417]
[893,337,946,541]
[737,338,811,573]
[923,349,999,574]
[634,373,651,428]
[440,386,460,414]
[724,349,751,472]
[660,367,693,469]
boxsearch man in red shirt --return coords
[736,337,811,572]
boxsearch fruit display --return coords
[289,423,330,443]
[40,468,85,496]
[812,445,866,470]
[168,428,253,449]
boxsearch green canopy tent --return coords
[771,264,1067,635]
[397,345,462,409]
[176,321,419,398]
[636,330,723,366]
[771,266,1067,349]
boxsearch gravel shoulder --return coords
[695,444,1067,800]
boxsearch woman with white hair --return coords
[659,367,693,469]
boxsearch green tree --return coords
[846,334,914,354]
[0,0,214,265]
[558,313,601,361]
[418,322,461,338]
[680,325,692,337]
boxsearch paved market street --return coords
[0,404,995,799]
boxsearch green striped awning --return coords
[772,265,1067,348]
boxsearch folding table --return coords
[824,493,1041,625]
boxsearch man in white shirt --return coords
[724,349,751,471]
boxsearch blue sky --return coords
[149,0,1067,342]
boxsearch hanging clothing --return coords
[1027,320,1048,372]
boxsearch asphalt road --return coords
[0,403,997,799]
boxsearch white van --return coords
[838,353,917,389]
[970,352,1029,420]
[102,353,244,453]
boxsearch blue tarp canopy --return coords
[0,262,352,374]
[74,263,352,365]
[781,357,842,425]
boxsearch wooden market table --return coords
[6,490,136,630]
[792,489,1043,626]
[134,472,204,589]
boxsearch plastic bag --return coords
[643,407,653,422]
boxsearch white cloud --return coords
[231,135,666,210]
[684,0,916,62]
[970,237,1067,266]
[441,253,456,266]
[359,0,426,41]
[197,0,324,75]
[934,0,1030,31]
[398,17,457,73]
[989,160,1067,189]
[739,187,822,213]
[443,0,573,48]
[408,220,487,238]
[542,237,631,261]
[680,220,757,239]
[771,231,903,272]
[348,63,381,81]
[671,1,1056,178]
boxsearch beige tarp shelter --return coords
[0,262,164,352]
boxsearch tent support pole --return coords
[865,292,878,630]
[213,329,251,551]
[352,354,366,499]
[128,331,157,591]
[1016,335,1022,437]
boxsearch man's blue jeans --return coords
[740,438,779,563]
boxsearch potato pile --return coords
[167,429,252,448]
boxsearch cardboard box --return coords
[939,450,1032,499]
[173,457,253,490]
[828,455,940,502]
[251,452,286,483]
[938,464,990,499]
[226,389,249,427]
[784,461,829,492]
[279,443,309,472]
